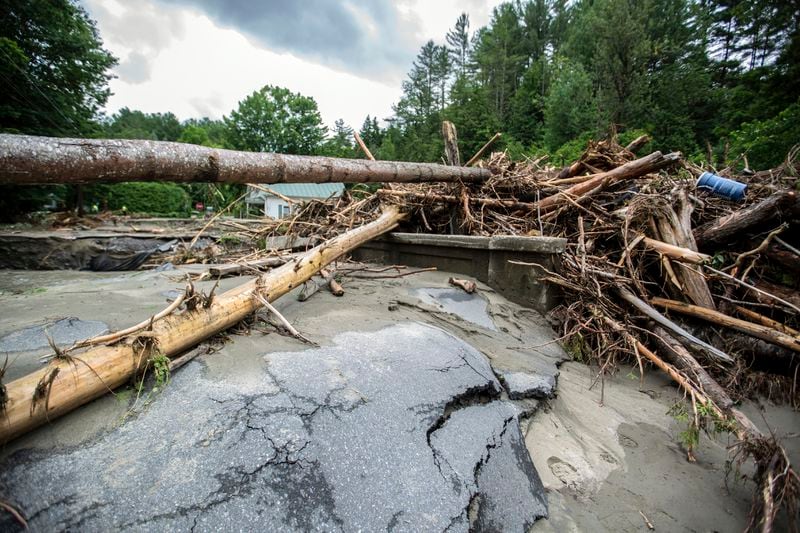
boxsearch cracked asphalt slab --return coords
[0,322,549,532]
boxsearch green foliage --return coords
[179,117,229,148]
[150,353,170,389]
[0,0,117,136]
[4,0,800,225]
[668,400,737,454]
[88,182,190,216]
[543,58,596,150]
[551,133,594,166]
[564,331,587,362]
[727,101,800,170]
[0,0,116,220]
[358,115,384,156]
[320,119,357,158]
[225,85,326,155]
[103,108,183,141]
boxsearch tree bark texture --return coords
[534,151,680,213]
[693,191,797,249]
[651,193,716,309]
[0,134,490,185]
[441,121,460,166]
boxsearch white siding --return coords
[264,197,291,218]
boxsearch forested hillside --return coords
[1,0,798,217]
[378,0,799,169]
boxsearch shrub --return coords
[727,101,800,171]
[89,182,190,216]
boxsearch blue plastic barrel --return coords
[696,172,747,201]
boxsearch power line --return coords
[0,46,85,135]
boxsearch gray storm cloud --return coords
[117,51,153,84]
[158,0,421,83]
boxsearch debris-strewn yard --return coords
[0,136,798,530]
[156,137,798,528]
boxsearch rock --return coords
[498,370,558,400]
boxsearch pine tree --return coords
[446,13,471,79]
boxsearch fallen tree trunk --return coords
[0,206,405,444]
[0,134,490,185]
[651,194,716,309]
[693,191,797,249]
[534,151,680,213]
[651,297,800,354]
[616,286,733,363]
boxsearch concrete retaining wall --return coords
[353,233,566,313]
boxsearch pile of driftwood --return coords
[0,132,798,530]
[400,138,800,531]
[202,134,799,530]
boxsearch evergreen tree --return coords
[446,14,471,78]
[543,58,596,149]
[358,115,384,155]
[472,4,526,125]
[321,119,356,158]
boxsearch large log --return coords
[0,134,490,185]
[651,297,800,354]
[693,191,797,249]
[0,206,405,444]
[651,193,716,309]
[534,151,680,213]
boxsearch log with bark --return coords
[534,151,681,213]
[0,134,490,185]
[693,191,797,249]
[650,297,800,354]
[0,206,405,444]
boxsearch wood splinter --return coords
[448,277,477,294]
[254,294,316,346]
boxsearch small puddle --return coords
[0,317,109,352]
[410,287,497,331]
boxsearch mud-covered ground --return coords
[0,267,797,531]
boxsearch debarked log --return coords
[650,297,800,354]
[0,134,490,185]
[0,206,406,444]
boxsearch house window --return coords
[278,204,291,218]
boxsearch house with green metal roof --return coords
[246,183,346,218]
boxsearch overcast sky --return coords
[82,0,504,131]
